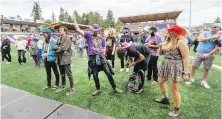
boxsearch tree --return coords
[105,9,115,28]
[68,15,74,23]
[214,17,221,23]
[115,19,123,32]
[30,1,42,22]
[64,11,69,22]
[87,11,102,25]
[59,7,65,21]
[81,13,89,25]
[17,15,22,20]
[73,10,82,24]
[116,19,123,26]
[44,19,52,24]
[116,24,123,33]
[51,11,56,23]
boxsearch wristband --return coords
[182,71,190,75]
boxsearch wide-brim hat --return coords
[121,41,132,49]
[168,25,186,36]
[90,24,102,32]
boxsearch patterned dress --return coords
[158,48,183,82]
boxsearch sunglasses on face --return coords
[212,27,217,28]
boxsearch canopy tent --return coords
[42,22,90,33]
[119,10,182,24]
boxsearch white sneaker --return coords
[185,78,194,85]
[126,68,129,72]
[6,62,12,64]
[201,81,210,89]
[120,68,124,72]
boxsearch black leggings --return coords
[2,50,11,62]
[147,55,158,81]
[106,50,115,68]
[32,55,37,66]
[17,50,26,64]
[44,61,60,87]
[120,56,127,68]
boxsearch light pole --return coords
[189,0,192,31]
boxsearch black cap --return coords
[149,26,158,32]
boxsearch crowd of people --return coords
[1,17,221,117]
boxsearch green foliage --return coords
[30,1,42,22]
[87,11,102,25]
[51,11,56,23]
[64,11,69,22]
[68,15,74,23]
[73,10,82,24]
[105,9,115,28]
[214,17,221,23]
[116,24,123,33]
[81,13,89,25]
[44,19,53,24]
[59,7,65,21]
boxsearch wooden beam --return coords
[42,22,61,29]
[20,25,22,32]
[28,25,31,33]
[9,24,13,32]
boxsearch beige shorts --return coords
[192,52,215,70]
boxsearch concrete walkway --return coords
[1,84,112,119]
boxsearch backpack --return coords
[127,70,144,92]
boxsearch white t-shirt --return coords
[37,40,43,49]
[15,40,26,50]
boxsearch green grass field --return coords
[1,46,221,119]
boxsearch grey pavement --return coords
[1,85,112,119]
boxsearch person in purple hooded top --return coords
[73,17,122,96]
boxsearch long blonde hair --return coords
[164,32,180,50]
[18,36,22,41]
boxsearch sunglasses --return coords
[212,27,217,28]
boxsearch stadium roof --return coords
[42,22,90,31]
[119,10,182,24]
[1,18,46,26]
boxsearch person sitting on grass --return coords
[156,25,190,117]
[73,16,122,96]
[117,41,150,93]
[53,26,75,96]
[41,28,60,90]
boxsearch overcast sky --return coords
[1,0,222,26]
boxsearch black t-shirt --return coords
[106,37,116,50]
[127,45,150,60]
[120,34,134,44]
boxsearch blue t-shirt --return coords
[196,31,216,54]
